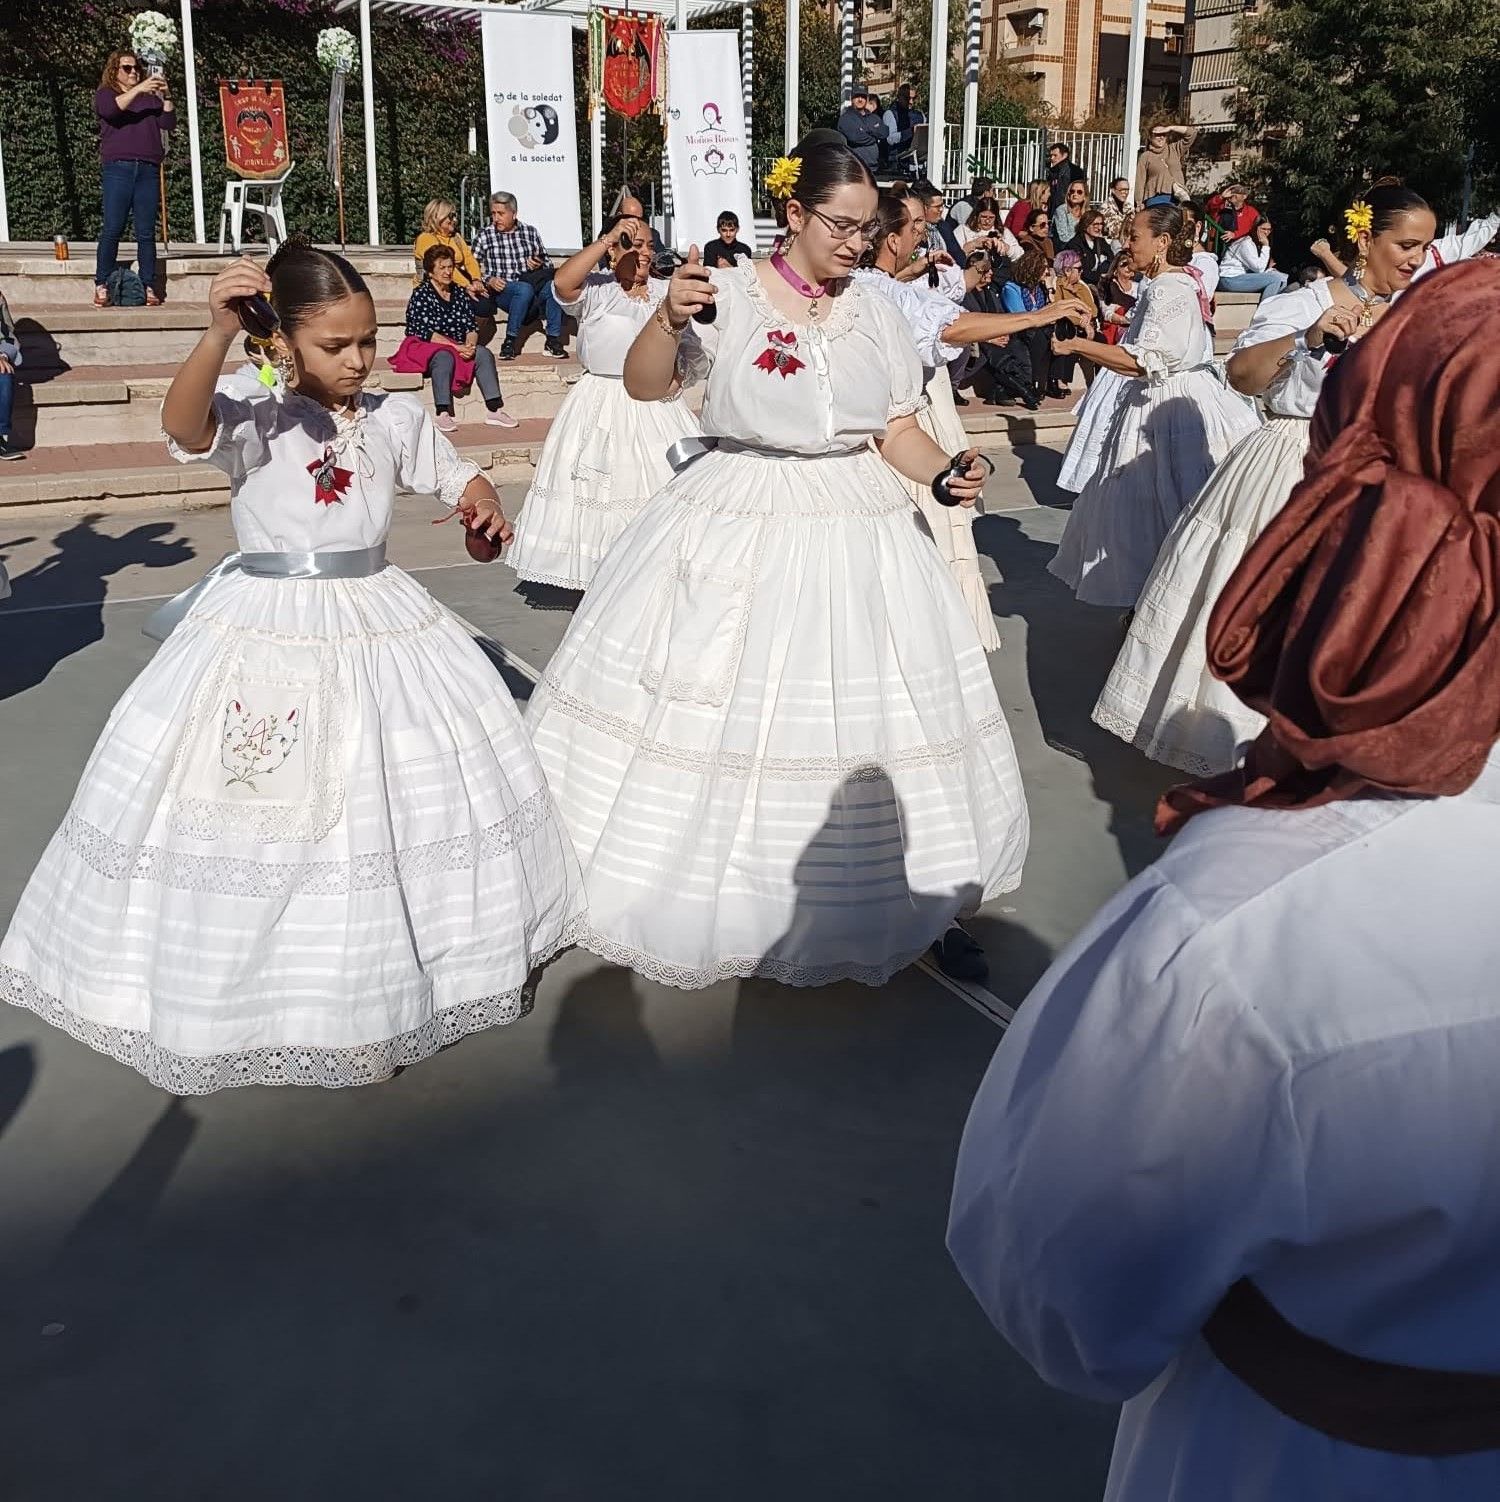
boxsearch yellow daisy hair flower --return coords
[1344,200,1374,239]
[765,155,802,200]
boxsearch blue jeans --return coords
[496,279,563,339]
[1219,269,1288,301]
[0,370,13,437]
[96,158,160,290]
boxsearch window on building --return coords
[1008,8,1048,44]
[1163,22,1184,54]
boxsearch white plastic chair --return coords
[218,164,295,253]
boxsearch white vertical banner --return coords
[480,11,582,250]
[663,32,755,254]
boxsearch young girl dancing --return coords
[0,241,584,1092]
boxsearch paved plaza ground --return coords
[0,448,1176,1500]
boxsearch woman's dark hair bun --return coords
[1137,201,1195,265]
[265,236,370,332]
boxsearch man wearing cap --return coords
[837,88,886,174]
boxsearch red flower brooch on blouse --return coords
[308,447,354,507]
[753,329,805,379]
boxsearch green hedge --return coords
[0,0,499,247]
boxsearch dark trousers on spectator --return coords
[428,346,504,413]
[0,370,14,436]
[96,158,160,290]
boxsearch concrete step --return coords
[0,245,421,309]
[13,355,585,448]
[1213,290,1258,337]
[0,398,1076,518]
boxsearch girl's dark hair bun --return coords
[265,237,370,332]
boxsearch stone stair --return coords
[0,240,1127,517]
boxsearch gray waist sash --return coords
[143,543,388,643]
[665,436,869,474]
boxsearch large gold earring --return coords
[1150,251,1164,276]
[1353,246,1369,285]
[276,349,296,387]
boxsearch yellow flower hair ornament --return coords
[765,156,802,201]
[1344,200,1374,240]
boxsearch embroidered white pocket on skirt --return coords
[168,645,346,843]
[638,549,757,707]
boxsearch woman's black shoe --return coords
[931,924,989,983]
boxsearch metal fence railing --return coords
[941,125,1128,199]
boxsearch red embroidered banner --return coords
[219,79,291,180]
[601,13,663,119]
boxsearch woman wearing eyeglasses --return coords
[94,50,175,308]
[413,200,494,316]
[525,134,1031,990]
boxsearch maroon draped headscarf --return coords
[1158,261,1500,834]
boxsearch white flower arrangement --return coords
[129,10,178,62]
[317,26,358,74]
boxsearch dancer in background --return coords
[1094,183,1437,773]
[855,188,1090,649]
[0,243,583,1092]
[951,262,1500,1502]
[507,214,701,590]
[1048,204,1260,608]
[526,138,1030,988]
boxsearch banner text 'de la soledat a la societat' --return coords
[480,11,582,250]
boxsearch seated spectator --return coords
[960,252,1037,411]
[0,285,22,461]
[1018,208,1056,264]
[1213,181,1262,242]
[413,199,493,316]
[1000,245,1052,402]
[472,191,567,361]
[703,210,752,268]
[956,197,1023,261]
[1065,206,1113,285]
[1180,201,1222,302]
[1097,250,1139,344]
[389,245,517,433]
[1219,217,1288,301]
[1102,177,1133,247]
[911,180,964,259]
[949,175,995,229]
[1052,179,1091,249]
[1007,179,1050,237]
[1048,250,1099,396]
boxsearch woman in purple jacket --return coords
[94,49,175,307]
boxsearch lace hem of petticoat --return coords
[578,922,961,992]
[537,676,1012,781]
[1090,700,1241,778]
[0,920,584,1094]
[62,788,559,899]
[524,477,657,517]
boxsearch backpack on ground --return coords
[106,267,147,307]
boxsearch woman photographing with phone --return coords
[506,214,702,589]
[525,135,1031,989]
[93,49,174,307]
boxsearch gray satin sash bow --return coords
[143,543,388,642]
[664,436,867,474]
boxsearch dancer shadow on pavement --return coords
[978,511,1177,880]
[0,1043,36,1146]
[0,515,194,701]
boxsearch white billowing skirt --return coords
[507,370,700,588]
[0,566,585,1092]
[907,368,1001,652]
[1092,416,1312,774]
[1057,368,1126,494]
[1049,366,1262,608]
[526,444,1030,989]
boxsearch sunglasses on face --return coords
[119,63,140,74]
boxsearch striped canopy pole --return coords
[741,1,754,147]
[961,0,981,183]
[840,1,855,107]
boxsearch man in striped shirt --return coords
[472,191,567,359]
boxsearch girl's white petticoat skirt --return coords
[1092,415,1312,774]
[0,566,585,1092]
[525,445,1030,990]
[507,371,700,588]
[1049,366,1262,607]
[907,368,1001,651]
